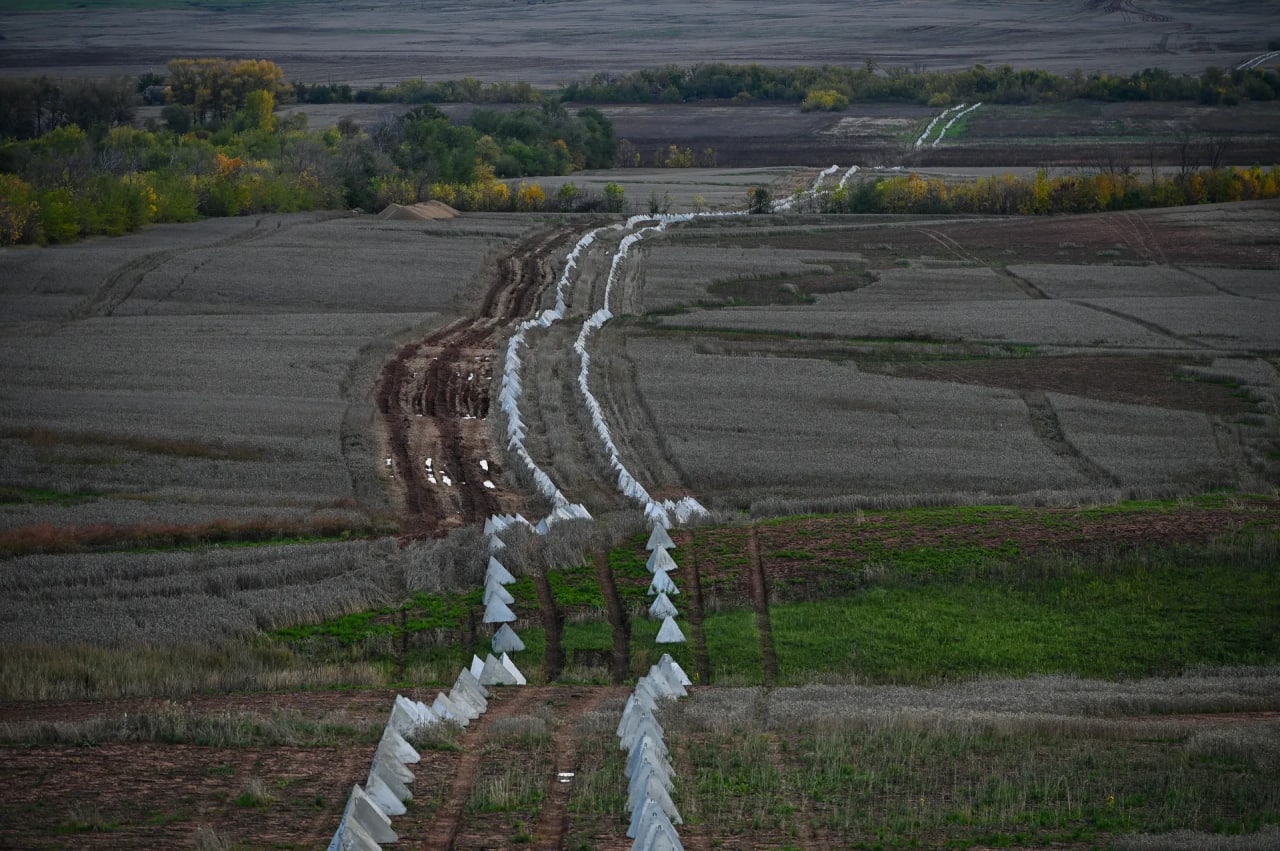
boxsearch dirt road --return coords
[375,225,580,538]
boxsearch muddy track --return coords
[418,687,543,849]
[375,225,578,538]
[680,533,713,686]
[532,687,628,851]
[745,527,780,687]
[594,550,632,685]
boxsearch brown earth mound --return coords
[377,200,460,220]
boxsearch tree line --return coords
[562,61,1280,108]
[806,166,1280,216]
[0,59,618,245]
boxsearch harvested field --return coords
[0,212,536,536]
[568,202,1280,511]
[6,0,1276,85]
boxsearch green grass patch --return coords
[767,555,1278,683]
[0,485,98,506]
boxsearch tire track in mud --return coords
[682,534,713,686]
[68,213,338,320]
[917,225,1048,298]
[593,550,632,685]
[375,225,577,538]
[418,686,543,850]
[1021,390,1121,487]
[532,686,628,851]
[745,526,779,687]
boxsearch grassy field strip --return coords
[915,104,967,148]
[932,102,983,147]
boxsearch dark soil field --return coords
[3,0,1276,85]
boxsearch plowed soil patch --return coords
[878,355,1256,415]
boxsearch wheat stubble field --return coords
[3,0,1280,848]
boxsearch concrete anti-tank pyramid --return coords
[478,653,518,686]
[646,524,676,551]
[635,810,686,851]
[492,623,525,654]
[655,616,686,644]
[483,580,515,605]
[627,772,681,822]
[486,557,516,585]
[500,652,528,685]
[648,569,679,596]
[646,547,678,574]
[378,725,420,764]
[346,784,397,844]
[364,771,407,816]
[452,667,490,708]
[371,747,415,785]
[483,596,517,624]
[648,592,678,619]
[658,654,692,687]
[327,813,381,851]
[368,758,413,803]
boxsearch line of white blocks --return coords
[618,654,692,851]
[326,668,492,850]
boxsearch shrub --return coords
[800,88,849,112]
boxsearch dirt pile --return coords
[377,201,460,221]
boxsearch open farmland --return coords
[538,201,1280,514]
[4,0,1277,85]
[0,212,536,537]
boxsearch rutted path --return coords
[418,686,543,850]
[532,686,628,851]
[375,225,578,537]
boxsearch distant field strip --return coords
[931,102,983,146]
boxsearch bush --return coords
[0,174,37,244]
[800,89,849,112]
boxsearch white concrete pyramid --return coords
[655,616,686,644]
[369,759,412,804]
[636,810,685,851]
[646,548,678,574]
[649,664,687,698]
[492,623,525,654]
[627,759,674,795]
[658,654,693,687]
[649,592,678,619]
[479,653,518,686]
[483,596,517,624]
[452,667,490,708]
[484,580,515,605]
[378,725,420,764]
[387,698,418,737]
[648,570,679,596]
[627,772,681,823]
[346,785,397,844]
[445,687,480,721]
[500,652,528,685]
[432,691,470,726]
[486,557,516,585]
[327,813,381,851]
[646,525,676,551]
[626,734,674,780]
[627,794,685,839]
[371,747,415,784]
[449,683,486,718]
[364,772,407,816]
[488,535,506,552]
